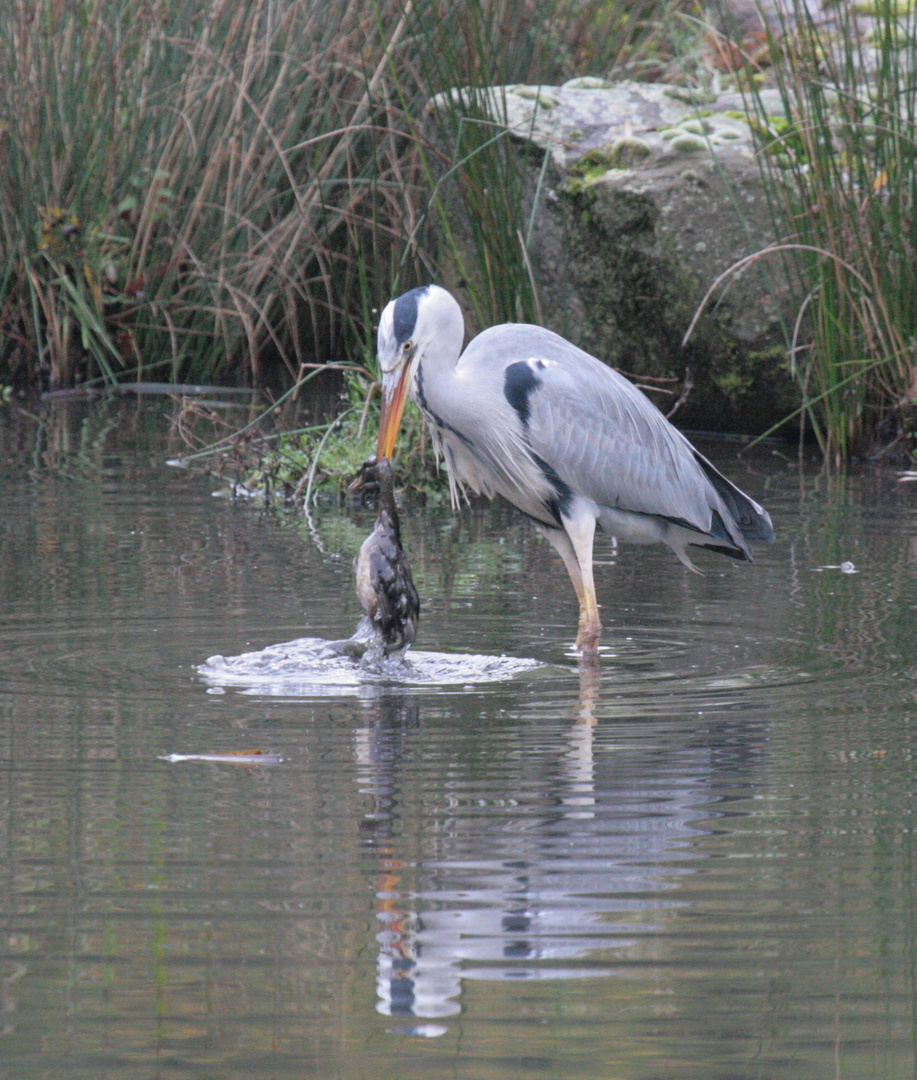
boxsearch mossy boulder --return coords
[429,80,801,435]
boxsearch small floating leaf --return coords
[159,750,283,764]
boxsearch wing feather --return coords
[459,325,772,548]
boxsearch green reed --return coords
[388,0,663,331]
[0,0,428,387]
[745,0,917,462]
[0,0,666,391]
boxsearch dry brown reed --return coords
[0,0,668,390]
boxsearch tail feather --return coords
[693,451,775,544]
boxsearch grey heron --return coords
[349,455,420,655]
[375,284,774,652]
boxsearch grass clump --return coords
[0,0,430,390]
[168,364,446,503]
[0,0,673,395]
[742,0,917,462]
[241,371,444,504]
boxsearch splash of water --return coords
[197,636,542,696]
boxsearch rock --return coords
[427,80,801,435]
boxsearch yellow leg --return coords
[538,516,601,653]
[576,586,602,652]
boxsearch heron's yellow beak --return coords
[377,364,411,460]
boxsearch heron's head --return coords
[376,285,464,459]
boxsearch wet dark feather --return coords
[351,457,419,653]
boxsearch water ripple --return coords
[197,636,543,695]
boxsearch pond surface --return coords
[2,398,917,1080]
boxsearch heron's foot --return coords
[575,616,602,654]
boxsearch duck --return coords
[337,455,419,659]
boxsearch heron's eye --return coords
[402,340,412,354]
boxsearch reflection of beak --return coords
[377,364,411,459]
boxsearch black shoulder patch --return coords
[504,361,541,427]
[392,286,429,345]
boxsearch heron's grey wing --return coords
[482,326,770,544]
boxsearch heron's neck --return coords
[413,325,463,419]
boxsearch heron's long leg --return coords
[537,517,601,651]
[564,514,601,650]
[538,524,585,599]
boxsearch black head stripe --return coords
[392,286,429,346]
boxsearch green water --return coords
[1,399,916,1079]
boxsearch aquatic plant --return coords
[741,0,917,462]
[166,363,444,502]
[0,0,664,393]
[0,0,434,389]
[235,367,443,503]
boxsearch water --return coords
[2,398,917,1079]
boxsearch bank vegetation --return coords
[2,0,917,464]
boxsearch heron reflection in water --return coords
[375,284,774,653]
[336,454,419,663]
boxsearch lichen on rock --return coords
[426,80,801,434]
